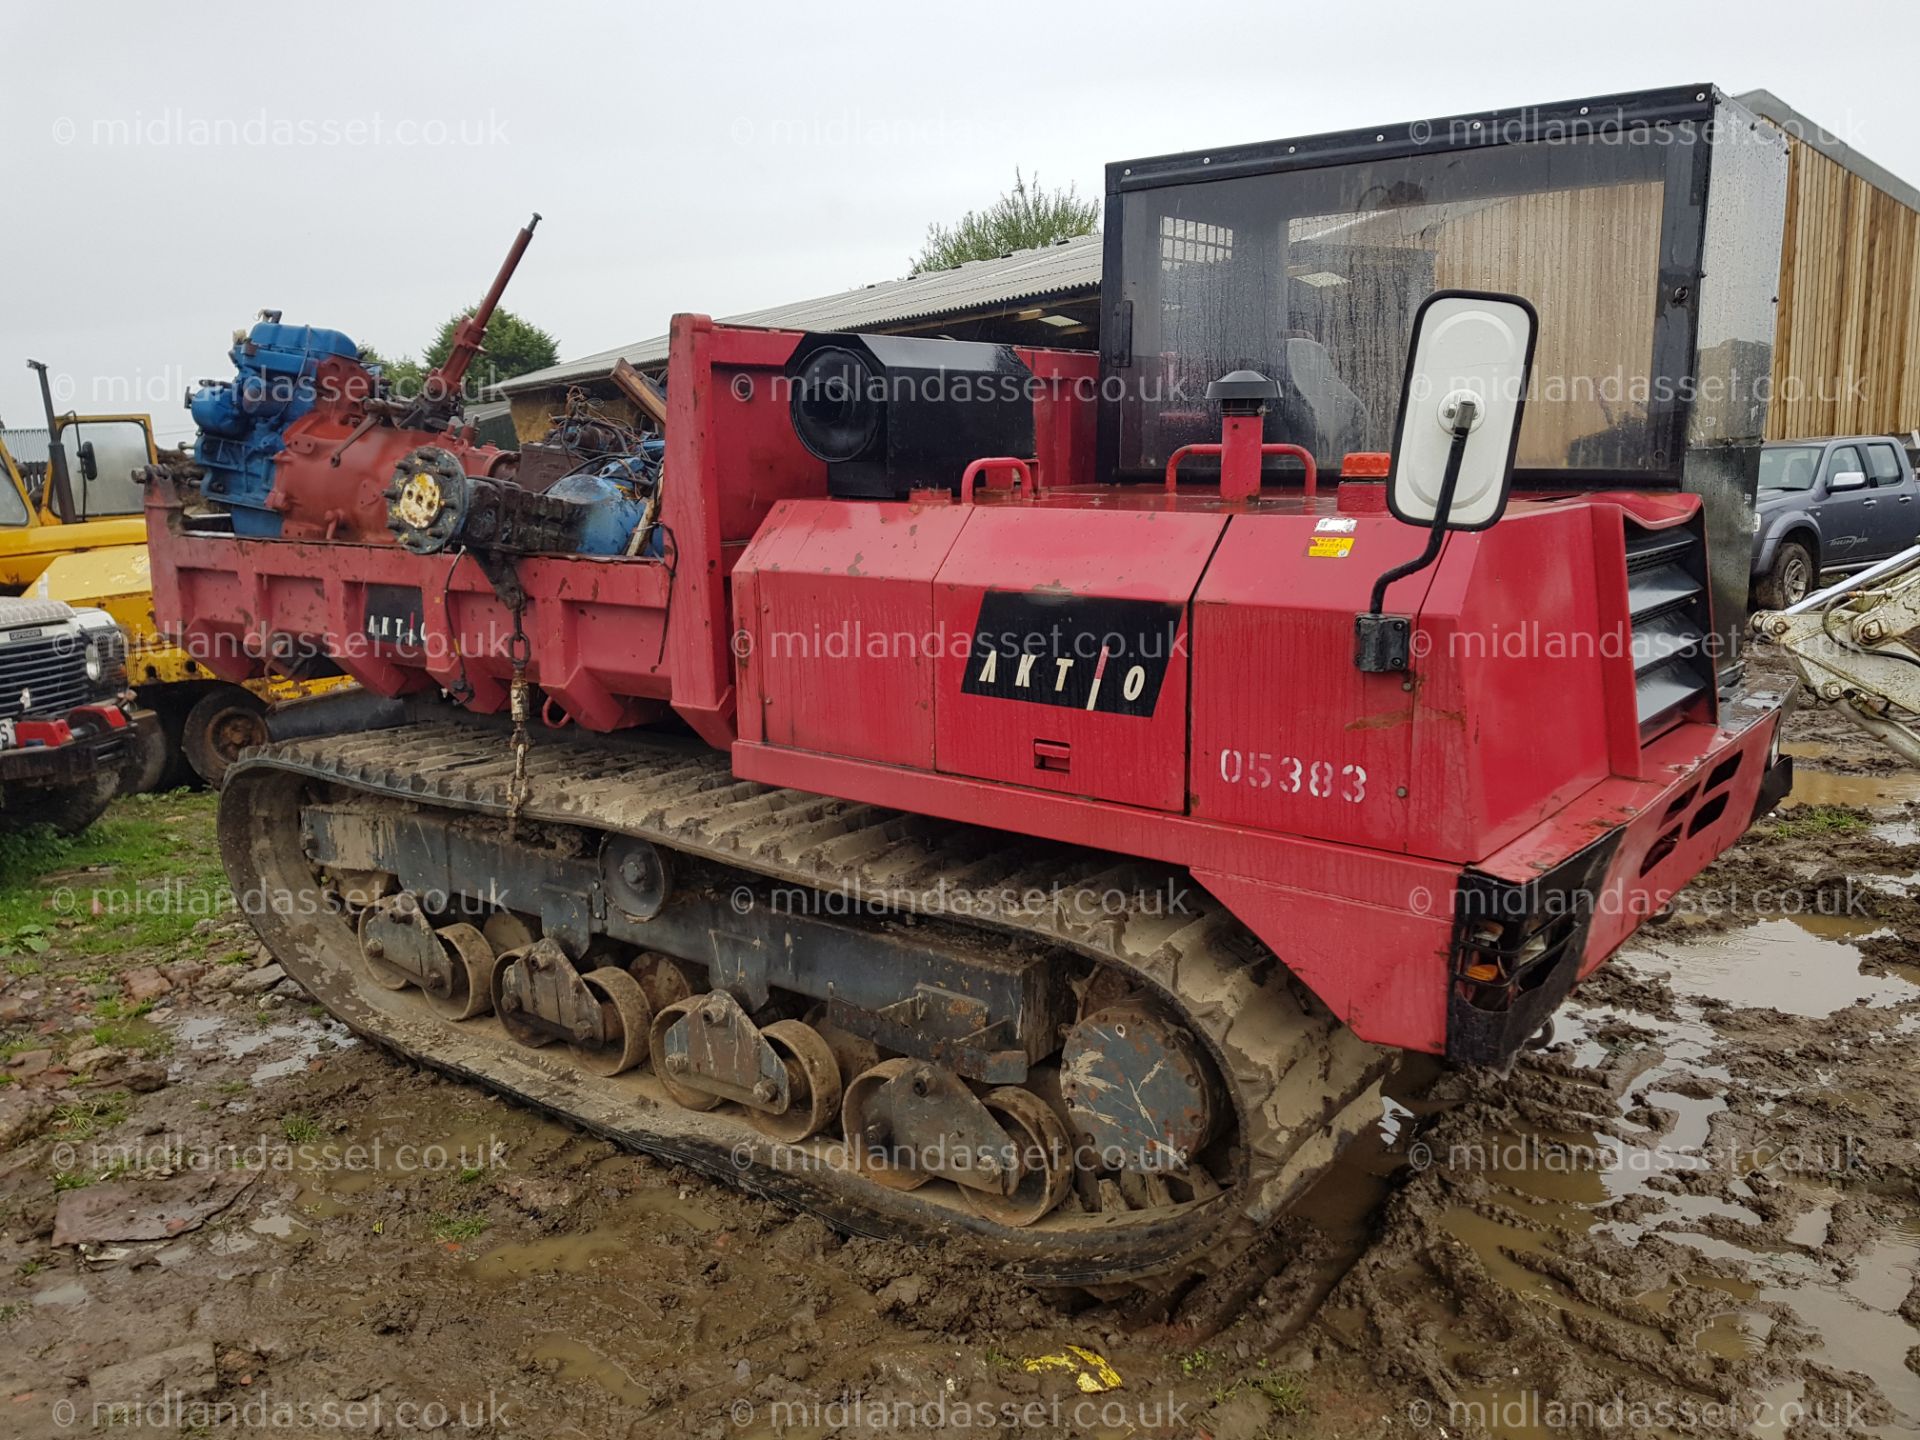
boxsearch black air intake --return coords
[1624,521,1714,739]
[784,333,1035,499]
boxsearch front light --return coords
[84,641,105,684]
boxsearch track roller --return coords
[840,1058,1064,1222]
[357,893,497,1021]
[748,1020,842,1143]
[649,993,839,1138]
[492,937,631,1058]
[841,1059,931,1191]
[424,922,499,1021]
[960,1088,1073,1228]
[567,967,652,1077]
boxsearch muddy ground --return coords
[2,652,1918,1440]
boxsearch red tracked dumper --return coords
[146,85,1793,1305]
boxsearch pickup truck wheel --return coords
[182,687,270,789]
[1756,540,1814,609]
[125,718,170,795]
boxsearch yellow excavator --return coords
[0,361,345,789]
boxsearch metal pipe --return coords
[430,213,543,398]
[1781,543,1920,615]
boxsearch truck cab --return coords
[0,596,146,834]
[1752,435,1920,606]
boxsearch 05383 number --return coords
[1217,749,1367,803]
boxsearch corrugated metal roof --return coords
[498,232,1102,396]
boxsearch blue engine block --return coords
[189,320,362,537]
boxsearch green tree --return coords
[357,345,426,396]
[421,307,560,395]
[913,170,1098,272]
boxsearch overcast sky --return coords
[5,0,1915,443]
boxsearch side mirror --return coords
[1356,290,1537,673]
[1827,469,1867,492]
[76,441,98,484]
[1387,291,1537,530]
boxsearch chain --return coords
[506,601,532,838]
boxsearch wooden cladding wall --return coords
[1771,138,1920,440]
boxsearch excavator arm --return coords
[1753,542,1920,766]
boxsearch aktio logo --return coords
[963,591,1180,717]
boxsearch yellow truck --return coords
[0,362,342,789]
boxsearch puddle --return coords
[1778,753,1920,808]
[1638,919,1920,1017]
[526,1336,658,1409]
[1388,993,1920,1439]
[469,1233,636,1281]
[174,1012,358,1085]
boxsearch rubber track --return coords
[223,720,1390,1288]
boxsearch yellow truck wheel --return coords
[182,686,269,788]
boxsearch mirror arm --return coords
[1353,405,1474,673]
[24,359,78,525]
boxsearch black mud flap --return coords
[1444,831,1622,1067]
[1750,754,1792,823]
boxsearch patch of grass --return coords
[1770,804,1868,838]
[89,1019,172,1057]
[427,1213,489,1243]
[215,1080,248,1096]
[0,1302,22,1323]
[52,1091,130,1140]
[5,957,41,978]
[16,1258,44,1276]
[1211,1366,1310,1417]
[280,1114,323,1144]
[455,1166,486,1184]
[92,997,154,1021]
[1179,1348,1216,1377]
[0,792,225,958]
[219,950,252,967]
[52,1170,92,1192]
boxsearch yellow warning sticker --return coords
[1307,536,1354,558]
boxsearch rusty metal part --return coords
[840,1059,931,1191]
[806,1010,881,1086]
[358,893,448,994]
[961,1087,1073,1228]
[220,722,1391,1291]
[840,1059,1013,1197]
[482,911,537,955]
[603,836,669,920]
[648,991,791,1114]
[627,951,694,1014]
[424,922,498,1021]
[567,966,652,1077]
[748,1020,843,1143]
[1061,1003,1219,1175]
[494,937,606,1050]
[331,867,397,910]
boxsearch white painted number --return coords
[1217,750,1369,804]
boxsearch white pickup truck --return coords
[0,598,153,834]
